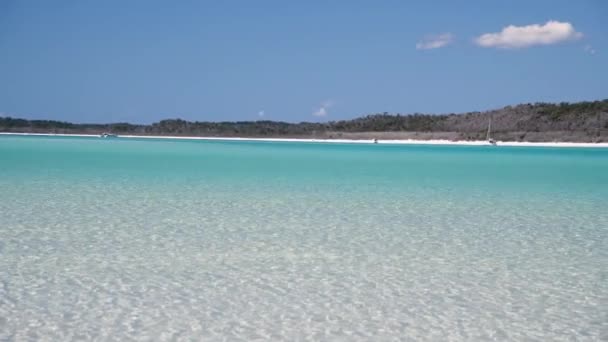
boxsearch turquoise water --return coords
[1,135,607,341]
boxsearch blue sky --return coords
[1,0,606,123]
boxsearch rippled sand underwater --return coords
[1,136,607,341]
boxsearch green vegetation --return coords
[2,99,607,142]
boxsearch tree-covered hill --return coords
[2,99,607,142]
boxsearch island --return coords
[1,100,606,143]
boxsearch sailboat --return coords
[487,117,496,145]
[100,132,118,138]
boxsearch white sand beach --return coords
[2,132,608,148]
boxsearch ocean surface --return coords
[1,135,607,341]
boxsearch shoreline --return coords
[2,132,608,148]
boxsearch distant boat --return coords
[487,117,496,145]
[100,132,118,138]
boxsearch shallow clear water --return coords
[1,136,607,341]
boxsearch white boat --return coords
[100,132,118,138]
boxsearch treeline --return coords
[1,99,607,141]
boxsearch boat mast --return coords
[486,116,492,141]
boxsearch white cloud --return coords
[584,44,596,55]
[475,20,582,49]
[258,110,265,117]
[416,33,453,50]
[313,107,327,117]
[312,100,334,117]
